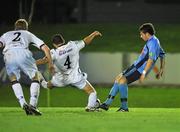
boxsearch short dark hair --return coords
[139,23,155,35]
[52,34,65,45]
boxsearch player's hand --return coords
[92,31,102,37]
[139,74,145,83]
[155,69,164,79]
[48,63,55,75]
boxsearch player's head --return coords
[52,34,65,48]
[14,19,28,30]
[139,23,155,41]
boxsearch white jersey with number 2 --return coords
[0,30,44,80]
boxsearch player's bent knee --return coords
[115,75,127,84]
[9,75,18,82]
[32,73,39,81]
[83,84,96,94]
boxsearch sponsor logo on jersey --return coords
[59,48,73,56]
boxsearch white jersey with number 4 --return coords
[50,40,85,74]
[50,40,87,89]
[0,30,44,80]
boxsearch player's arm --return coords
[139,58,154,83]
[156,47,165,79]
[156,57,165,79]
[40,44,55,75]
[83,31,102,45]
[36,57,48,65]
[153,65,160,79]
[153,65,159,74]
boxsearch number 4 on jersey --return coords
[64,55,71,69]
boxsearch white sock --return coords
[87,92,97,107]
[12,83,26,108]
[30,82,40,107]
[41,80,48,89]
[38,71,45,82]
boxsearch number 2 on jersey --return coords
[12,32,21,42]
[64,55,71,69]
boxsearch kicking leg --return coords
[99,74,124,111]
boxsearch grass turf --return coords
[0,107,180,132]
[1,86,180,108]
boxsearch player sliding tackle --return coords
[98,23,165,112]
[37,31,102,112]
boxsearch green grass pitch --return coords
[1,85,180,132]
[0,107,180,132]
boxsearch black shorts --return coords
[122,65,141,84]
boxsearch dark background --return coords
[1,0,180,25]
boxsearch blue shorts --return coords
[122,64,141,84]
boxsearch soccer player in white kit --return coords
[36,31,102,111]
[0,19,54,115]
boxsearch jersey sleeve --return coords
[147,41,159,61]
[28,32,45,49]
[50,49,56,61]
[0,35,5,47]
[73,40,85,50]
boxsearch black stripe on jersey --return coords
[135,44,149,69]
[40,44,45,49]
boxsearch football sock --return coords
[12,82,27,108]
[119,84,128,109]
[30,81,40,107]
[121,98,128,109]
[87,92,97,107]
[38,71,45,82]
[104,82,119,105]
[41,80,48,89]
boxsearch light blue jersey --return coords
[133,35,165,74]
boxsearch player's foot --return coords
[23,103,33,115]
[85,106,101,112]
[98,103,109,111]
[116,107,129,112]
[29,105,42,116]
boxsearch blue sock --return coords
[119,84,128,109]
[104,82,119,105]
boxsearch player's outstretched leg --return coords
[98,82,120,111]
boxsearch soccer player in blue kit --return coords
[99,23,165,112]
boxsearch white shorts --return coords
[51,70,88,89]
[4,49,38,81]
